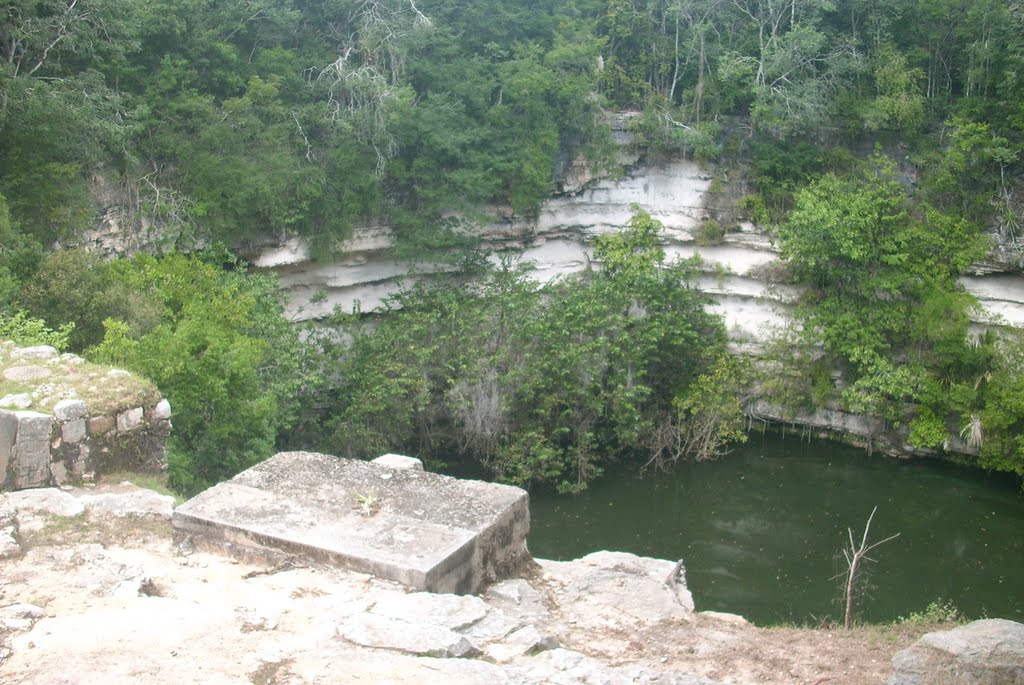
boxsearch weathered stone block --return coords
[116,407,144,433]
[888,619,1024,685]
[173,451,531,594]
[88,416,114,436]
[61,418,87,444]
[372,453,424,470]
[150,399,172,420]
[13,412,54,489]
[0,411,17,488]
[53,399,88,422]
[13,412,52,442]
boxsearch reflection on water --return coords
[528,436,1024,625]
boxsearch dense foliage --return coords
[3,0,1023,252]
[2,0,1024,488]
[309,210,732,491]
[771,154,1024,478]
[10,249,304,494]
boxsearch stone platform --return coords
[171,451,531,594]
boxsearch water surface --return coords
[528,436,1024,625]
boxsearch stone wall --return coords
[0,343,170,491]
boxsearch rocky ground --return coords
[1,484,953,685]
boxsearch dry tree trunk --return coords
[841,506,900,629]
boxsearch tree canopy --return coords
[2,0,1024,489]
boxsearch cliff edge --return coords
[0,484,957,685]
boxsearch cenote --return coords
[527,436,1024,626]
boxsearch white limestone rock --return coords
[483,624,560,663]
[888,619,1024,685]
[150,399,172,420]
[81,490,175,520]
[338,613,481,658]
[1,488,86,519]
[539,551,695,632]
[369,592,488,631]
[0,394,32,410]
[53,399,88,422]
[0,505,19,558]
[372,453,424,471]
[10,346,57,360]
[3,366,51,382]
[116,407,144,433]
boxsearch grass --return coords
[249,659,293,685]
[765,601,965,634]
[21,512,172,550]
[891,601,963,629]
[102,470,185,505]
[0,346,160,416]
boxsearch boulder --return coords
[888,619,1024,685]
[150,399,172,420]
[3,366,51,382]
[337,613,481,658]
[0,394,32,410]
[53,399,88,422]
[10,346,57,360]
[537,551,695,632]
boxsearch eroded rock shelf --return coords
[253,158,1024,343]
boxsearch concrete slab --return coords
[172,452,530,594]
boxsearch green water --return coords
[527,436,1024,626]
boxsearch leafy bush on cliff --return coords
[82,253,305,495]
[315,209,735,492]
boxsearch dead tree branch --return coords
[840,506,900,629]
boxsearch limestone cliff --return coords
[250,156,1024,341]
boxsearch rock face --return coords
[253,158,795,344]
[887,619,1024,685]
[0,342,171,491]
[252,152,1024,345]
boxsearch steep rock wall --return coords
[250,152,1024,458]
[254,157,1024,340]
[255,159,795,342]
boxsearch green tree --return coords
[778,155,986,422]
[317,208,733,492]
[91,254,303,494]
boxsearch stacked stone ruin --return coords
[0,343,170,491]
